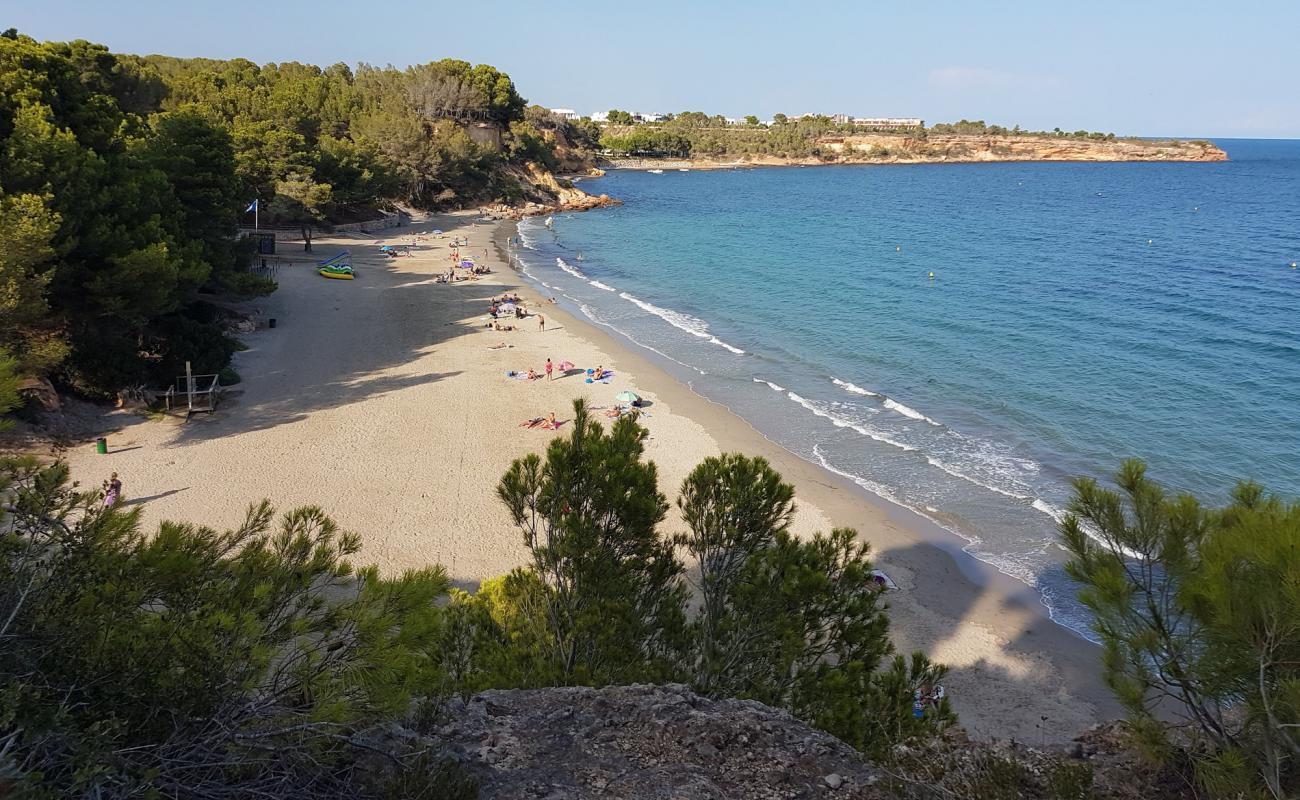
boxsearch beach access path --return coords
[61,210,1119,744]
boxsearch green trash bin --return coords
[95,437,107,454]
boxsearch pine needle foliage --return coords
[1062,459,1300,798]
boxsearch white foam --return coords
[883,398,942,426]
[922,455,1033,500]
[1031,498,1066,522]
[572,300,708,376]
[556,257,588,280]
[787,392,917,452]
[811,449,1047,592]
[516,218,542,248]
[812,444,907,507]
[832,377,882,397]
[752,378,785,392]
[589,279,616,292]
[618,291,745,354]
[710,337,746,355]
[576,301,607,325]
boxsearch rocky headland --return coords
[605,133,1227,171]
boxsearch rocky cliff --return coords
[430,685,1183,800]
[483,163,621,220]
[435,684,884,799]
[605,134,1226,171]
[828,133,1227,164]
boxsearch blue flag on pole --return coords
[244,199,257,213]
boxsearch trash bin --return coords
[95,437,107,454]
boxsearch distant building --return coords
[589,111,610,123]
[830,113,852,125]
[549,108,580,120]
[635,112,665,123]
[851,117,924,130]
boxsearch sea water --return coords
[512,139,1300,638]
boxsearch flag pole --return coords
[254,199,259,231]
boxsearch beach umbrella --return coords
[616,391,641,404]
[558,361,575,370]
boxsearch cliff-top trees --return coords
[0,31,256,396]
[495,402,952,755]
[0,32,566,402]
[1062,460,1300,798]
[0,456,467,798]
[497,398,687,685]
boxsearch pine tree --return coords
[497,398,687,684]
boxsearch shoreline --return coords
[48,210,1120,744]
[492,221,1122,741]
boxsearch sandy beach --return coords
[58,210,1119,743]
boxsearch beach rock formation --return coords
[525,163,623,214]
[434,684,885,799]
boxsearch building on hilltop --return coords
[549,108,580,120]
[851,117,925,130]
[634,112,665,123]
[589,111,609,123]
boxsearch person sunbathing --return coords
[518,417,544,428]
[544,412,558,430]
[527,369,539,380]
[604,405,624,418]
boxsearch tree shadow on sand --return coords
[870,538,1123,745]
[158,215,531,445]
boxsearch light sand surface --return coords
[59,210,1119,743]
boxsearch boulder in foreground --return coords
[436,684,884,799]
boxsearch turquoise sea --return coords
[512,139,1300,638]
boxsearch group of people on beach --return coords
[519,412,560,430]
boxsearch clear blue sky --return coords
[9,0,1299,138]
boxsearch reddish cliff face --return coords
[826,133,1228,163]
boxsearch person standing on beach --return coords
[104,472,122,507]
[538,314,546,332]
[545,358,553,380]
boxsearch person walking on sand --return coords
[104,472,122,508]
[538,314,546,332]
[545,358,554,380]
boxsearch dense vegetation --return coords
[597,112,1125,159]
[0,31,596,402]
[0,401,951,797]
[1062,460,1300,799]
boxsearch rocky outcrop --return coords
[605,134,1227,171]
[429,686,1183,800]
[827,133,1227,163]
[434,684,884,799]
[523,163,621,215]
